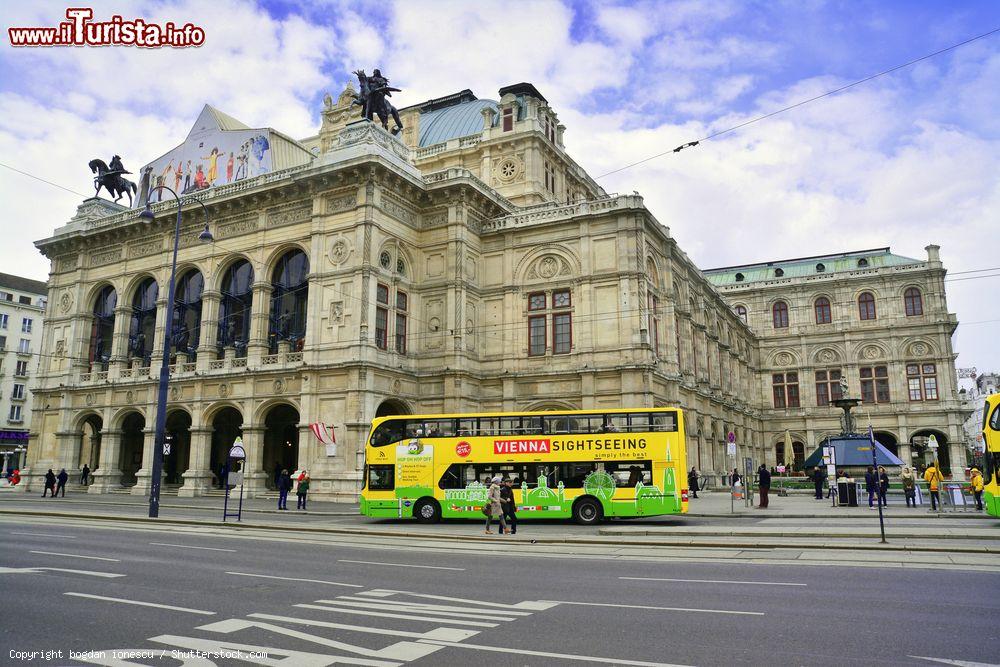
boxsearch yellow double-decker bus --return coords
[360,408,687,524]
[981,393,1000,517]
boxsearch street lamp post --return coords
[139,186,213,518]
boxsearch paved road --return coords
[1,514,997,666]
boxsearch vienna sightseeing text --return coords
[493,437,648,455]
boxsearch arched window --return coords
[129,278,158,366]
[857,258,869,268]
[269,249,309,353]
[816,263,825,273]
[734,273,744,282]
[858,292,876,320]
[772,301,789,328]
[89,285,116,370]
[904,287,923,316]
[814,297,832,324]
[172,270,203,359]
[735,305,748,324]
[217,259,254,357]
[774,268,784,277]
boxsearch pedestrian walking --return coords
[756,464,770,509]
[80,464,90,486]
[923,463,942,511]
[484,476,506,534]
[877,466,889,507]
[901,466,917,507]
[864,466,877,509]
[42,469,56,497]
[731,468,741,487]
[56,469,69,497]
[687,467,700,499]
[812,466,826,500]
[296,470,310,510]
[10,469,20,486]
[970,467,984,511]
[277,469,292,510]
[500,478,517,535]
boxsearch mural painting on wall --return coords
[138,106,272,205]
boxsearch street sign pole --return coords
[727,432,737,514]
[868,423,887,543]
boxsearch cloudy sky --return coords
[1,0,998,371]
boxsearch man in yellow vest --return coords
[923,463,943,511]
[969,467,984,511]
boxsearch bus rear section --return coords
[982,394,1000,517]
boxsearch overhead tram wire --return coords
[594,27,1000,180]
[0,161,91,198]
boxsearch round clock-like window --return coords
[379,250,392,269]
[498,158,518,181]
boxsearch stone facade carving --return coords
[267,203,312,228]
[90,246,122,267]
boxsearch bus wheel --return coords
[414,498,441,524]
[572,497,603,525]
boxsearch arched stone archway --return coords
[775,439,805,472]
[874,431,898,457]
[263,404,300,488]
[164,411,192,485]
[210,407,243,489]
[375,399,410,418]
[78,415,103,474]
[119,412,146,486]
[910,429,951,474]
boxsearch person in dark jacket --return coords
[55,469,69,497]
[499,478,517,535]
[80,464,91,486]
[756,464,771,509]
[864,466,878,508]
[877,466,889,507]
[42,469,56,497]
[277,469,292,510]
[812,466,826,500]
[688,467,700,499]
[731,469,741,487]
[296,470,310,510]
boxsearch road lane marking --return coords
[225,571,362,588]
[150,542,236,552]
[338,559,464,571]
[417,639,690,666]
[11,532,76,538]
[248,613,479,642]
[620,576,807,587]
[335,595,533,617]
[64,592,215,615]
[314,598,518,622]
[367,589,557,610]
[297,602,499,627]
[151,634,402,667]
[540,600,765,616]
[910,657,1000,667]
[30,550,119,562]
[0,566,124,578]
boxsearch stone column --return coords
[131,427,156,495]
[55,430,83,474]
[150,295,170,362]
[89,429,122,492]
[73,314,96,372]
[241,425,268,496]
[247,282,273,363]
[109,305,132,372]
[197,291,221,370]
[178,427,214,497]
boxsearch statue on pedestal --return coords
[352,68,404,135]
[88,154,138,205]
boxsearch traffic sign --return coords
[162,442,171,456]
[727,431,736,443]
[928,434,939,450]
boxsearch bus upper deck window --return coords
[651,413,677,432]
[370,419,405,447]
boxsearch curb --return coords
[0,498,357,517]
[1,508,995,555]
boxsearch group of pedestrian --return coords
[3,468,21,486]
[41,468,69,497]
[275,469,309,510]
[484,476,517,535]
[863,466,890,509]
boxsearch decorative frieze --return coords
[267,203,312,228]
[90,246,122,267]
[217,213,259,239]
[127,238,164,259]
[55,254,79,273]
[326,193,357,214]
[380,192,417,226]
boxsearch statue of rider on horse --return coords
[352,68,404,135]
[89,154,138,206]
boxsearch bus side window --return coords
[990,404,1000,431]
[524,416,544,434]
[438,463,464,489]
[458,418,476,436]
[368,465,395,490]
[629,413,650,433]
[479,417,500,436]
[651,413,677,432]
[371,420,405,447]
[500,416,522,435]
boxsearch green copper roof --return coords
[418,98,498,147]
[703,248,922,286]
